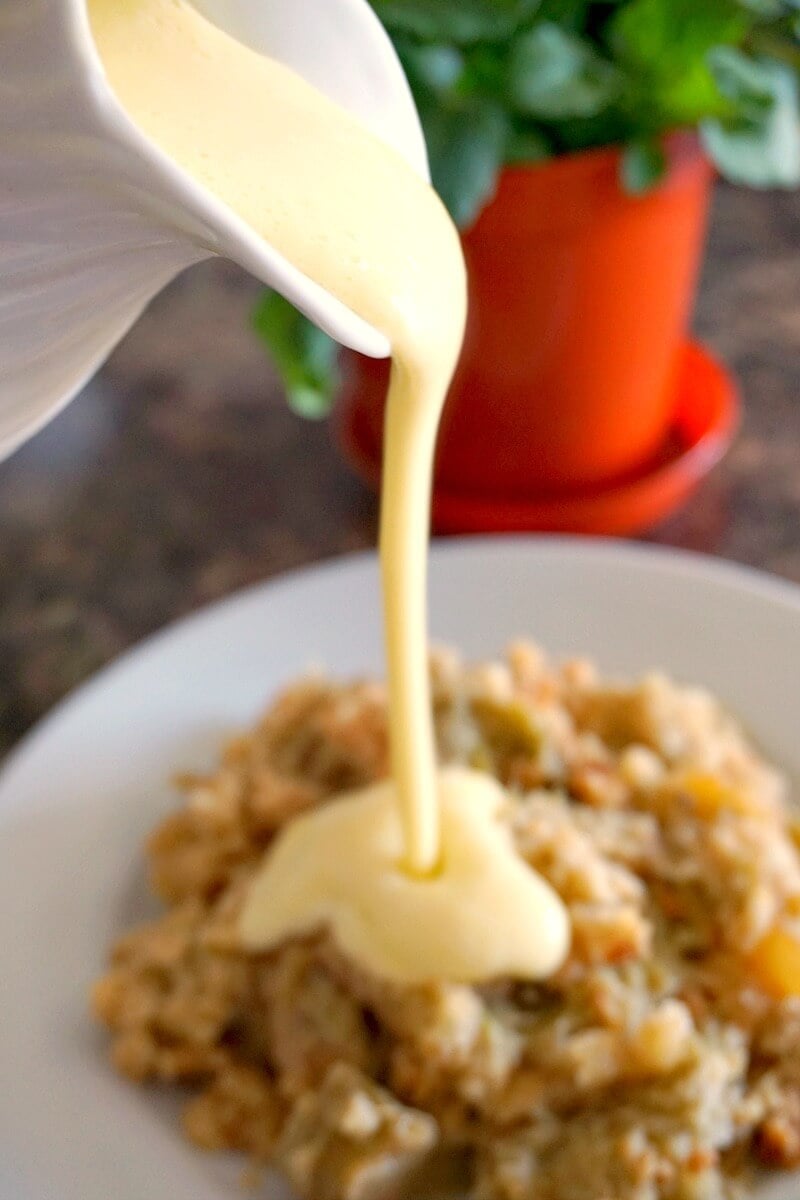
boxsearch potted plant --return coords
[255,0,800,534]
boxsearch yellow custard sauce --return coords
[239,767,569,984]
[88,0,569,982]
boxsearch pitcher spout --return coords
[0,0,427,459]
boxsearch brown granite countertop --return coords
[1,182,799,755]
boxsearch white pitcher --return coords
[0,0,429,460]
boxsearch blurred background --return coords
[2,0,800,756]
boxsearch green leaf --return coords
[460,43,509,99]
[536,0,589,32]
[737,0,785,14]
[505,123,552,163]
[607,0,749,127]
[701,51,800,186]
[420,99,510,226]
[396,41,464,93]
[371,0,541,44]
[736,0,800,13]
[620,138,667,192]
[252,292,338,418]
[707,44,776,114]
[509,23,620,118]
[553,108,637,152]
[609,0,750,72]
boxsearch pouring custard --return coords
[88,0,569,983]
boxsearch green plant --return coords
[257,0,800,415]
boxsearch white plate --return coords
[2,536,800,1200]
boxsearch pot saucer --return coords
[337,342,740,537]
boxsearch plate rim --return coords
[3,533,800,794]
[2,533,800,1200]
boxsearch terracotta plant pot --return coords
[336,132,737,534]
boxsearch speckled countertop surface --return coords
[1,183,800,755]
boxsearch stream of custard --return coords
[88,0,569,983]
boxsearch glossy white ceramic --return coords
[0,538,798,1199]
[0,0,427,460]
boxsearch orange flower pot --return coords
[336,132,735,534]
